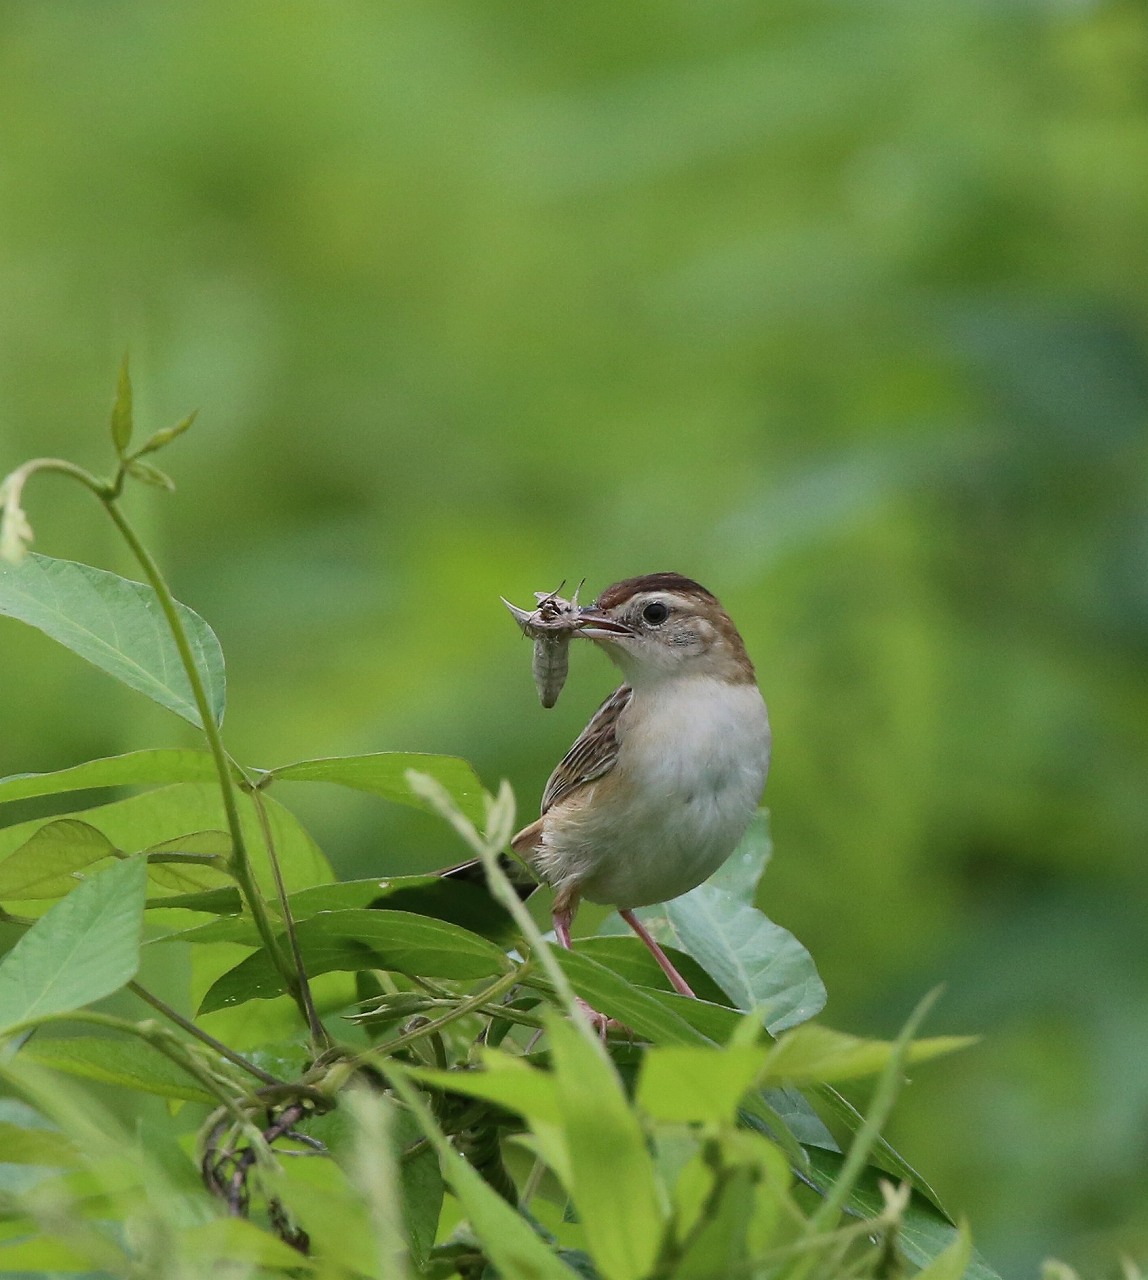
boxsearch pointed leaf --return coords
[199,909,511,1013]
[0,784,333,900]
[0,1120,78,1166]
[666,884,825,1032]
[0,856,147,1034]
[110,354,133,454]
[136,411,196,457]
[20,1036,215,1103]
[638,1045,768,1123]
[263,752,488,825]
[546,950,709,1045]
[126,459,175,490]
[0,749,221,808]
[547,1014,664,1280]
[387,1065,577,1280]
[761,1022,976,1085]
[0,819,118,899]
[0,554,225,727]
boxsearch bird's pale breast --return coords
[536,676,770,909]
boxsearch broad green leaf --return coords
[199,909,511,1013]
[405,1051,562,1125]
[574,935,728,1004]
[761,1022,976,1085]
[665,884,825,1032]
[705,809,772,902]
[0,1120,77,1167]
[915,1221,973,1280]
[0,554,225,728]
[546,950,710,1046]
[110,353,133,453]
[405,1052,573,1189]
[637,1045,768,1123]
[547,1013,664,1280]
[804,1152,1000,1280]
[178,1218,317,1270]
[20,1036,215,1103]
[387,1064,577,1280]
[0,783,333,899]
[294,873,519,944]
[0,819,117,899]
[0,748,221,810]
[810,1083,947,1213]
[0,1237,104,1271]
[262,751,488,825]
[0,856,147,1034]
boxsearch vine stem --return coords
[127,981,283,1086]
[99,496,307,1028]
[244,779,328,1049]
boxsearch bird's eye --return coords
[642,601,669,626]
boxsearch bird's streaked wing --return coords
[541,684,632,814]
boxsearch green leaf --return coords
[405,1051,562,1126]
[574,935,729,1004]
[0,1120,78,1167]
[126,458,175,490]
[135,411,196,457]
[0,819,118,899]
[0,1237,104,1271]
[705,809,772,902]
[914,1221,974,1280]
[637,1045,768,1123]
[263,752,488,826]
[19,1036,215,1103]
[0,784,333,900]
[0,856,147,1034]
[110,353,133,454]
[761,1022,976,1085]
[199,909,512,1013]
[546,950,709,1045]
[665,884,825,1032]
[804,1152,1001,1280]
[178,1218,316,1270]
[387,1064,577,1280]
[547,1013,664,1280]
[809,1083,948,1214]
[0,554,226,728]
[0,748,222,809]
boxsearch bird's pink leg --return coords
[620,908,696,997]
[552,889,616,1039]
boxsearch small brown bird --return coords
[503,573,771,1004]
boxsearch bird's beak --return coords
[573,607,633,640]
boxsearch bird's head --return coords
[574,573,755,687]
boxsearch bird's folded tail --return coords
[441,849,539,903]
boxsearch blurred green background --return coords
[1,1,1147,1273]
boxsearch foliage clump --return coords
[0,370,989,1278]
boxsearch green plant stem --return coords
[368,964,528,1061]
[127,981,283,1086]
[244,776,328,1051]
[99,497,302,1019]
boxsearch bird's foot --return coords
[575,998,630,1042]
